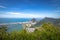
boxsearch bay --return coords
[0,18,31,32]
[0,18,42,32]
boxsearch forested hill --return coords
[33,17,60,27]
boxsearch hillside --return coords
[32,17,60,27]
[0,23,60,40]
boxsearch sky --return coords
[0,0,60,18]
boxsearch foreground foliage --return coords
[0,23,60,40]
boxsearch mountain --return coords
[32,17,60,27]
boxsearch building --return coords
[26,28,35,32]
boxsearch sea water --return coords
[0,18,41,32]
[0,18,31,32]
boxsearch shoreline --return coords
[0,22,30,25]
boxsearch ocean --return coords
[0,18,31,32]
[0,18,41,32]
[0,18,31,23]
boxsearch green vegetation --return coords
[33,17,60,27]
[0,23,60,40]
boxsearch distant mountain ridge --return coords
[32,17,60,27]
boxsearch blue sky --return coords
[0,0,60,18]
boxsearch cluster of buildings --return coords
[22,19,37,32]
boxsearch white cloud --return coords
[0,5,6,8]
[0,12,42,18]
[0,12,58,18]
